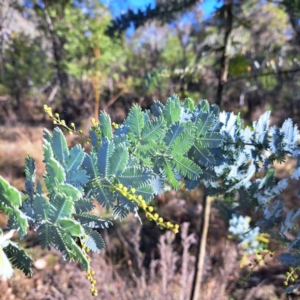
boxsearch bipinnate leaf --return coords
[118,167,153,188]
[99,111,113,140]
[126,104,144,139]
[74,213,113,229]
[52,127,69,165]
[59,218,84,236]
[199,132,223,148]
[173,156,202,180]
[170,131,195,156]
[112,205,130,221]
[135,185,154,202]
[82,153,98,180]
[74,199,95,214]
[164,123,185,150]
[0,176,22,208]
[163,94,181,125]
[3,243,33,276]
[67,145,85,173]
[183,97,194,112]
[24,156,36,201]
[140,117,166,142]
[97,138,115,177]
[195,113,215,136]
[49,194,74,223]
[93,183,115,209]
[46,158,66,184]
[109,146,129,176]
[56,183,82,201]
[82,228,105,254]
[191,143,216,167]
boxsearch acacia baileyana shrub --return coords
[1,95,300,294]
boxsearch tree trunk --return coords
[216,1,233,107]
[190,193,212,300]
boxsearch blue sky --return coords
[107,0,220,18]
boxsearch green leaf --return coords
[195,113,215,136]
[3,243,33,276]
[7,210,27,239]
[33,194,50,222]
[52,128,69,165]
[163,159,180,190]
[74,213,113,229]
[43,140,53,163]
[46,158,66,184]
[199,132,224,148]
[49,194,74,223]
[112,205,130,221]
[82,153,98,180]
[99,111,113,140]
[56,183,82,201]
[135,185,154,202]
[51,226,74,259]
[93,184,115,210]
[163,94,181,125]
[127,104,144,139]
[43,128,53,144]
[59,218,84,236]
[24,156,36,199]
[37,223,52,250]
[197,100,210,112]
[170,131,195,156]
[109,146,129,176]
[82,229,105,254]
[0,176,22,208]
[68,238,89,271]
[183,97,194,112]
[192,143,216,167]
[97,138,115,178]
[74,199,95,214]
[140,117,166,142]
[173,156,202,180]
[164,123,185,150]
[118,167,153,188]
[67,145,85,173]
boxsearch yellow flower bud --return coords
[130,188,136,194]
[55,113,59,118]
[70,122,75,128]
[137,195,143,201]
[79,130,83,134]
[158,217,163,223]
[147,206,154,212]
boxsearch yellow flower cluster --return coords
[283,266,299,286]
[81,236,98,297]
[90,118,99,127]
[43,104,89,146]
[112,122,119,129]
[113,183,179,234]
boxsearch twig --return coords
[102,88,126,111]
